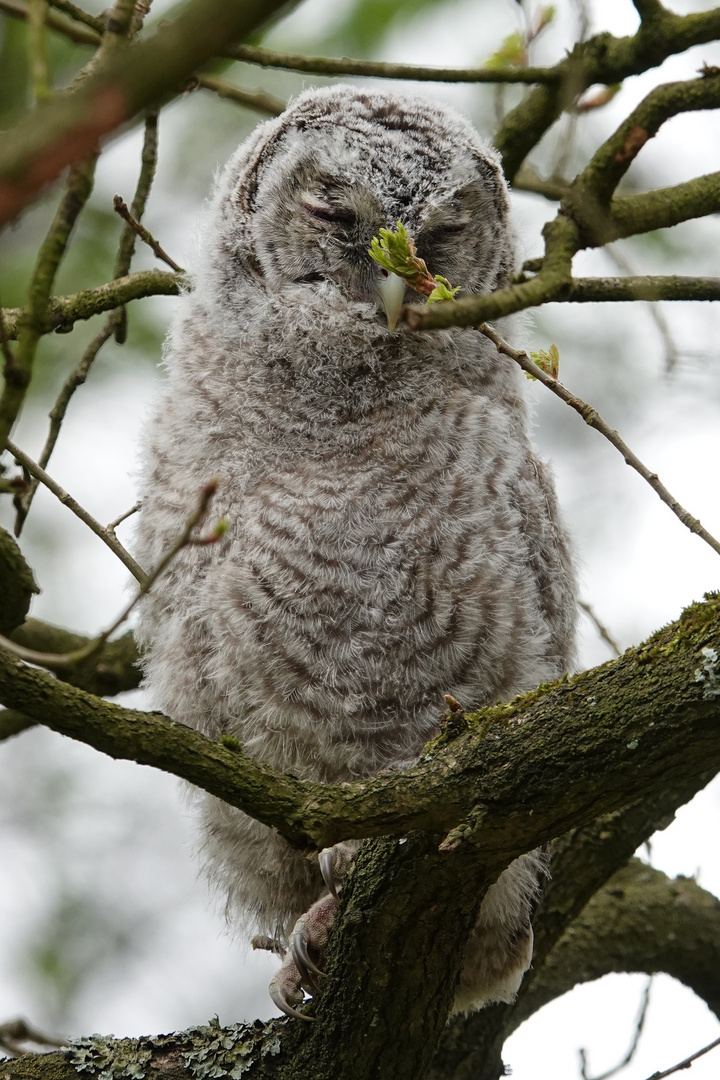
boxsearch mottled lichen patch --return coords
[67,1019,282,1080]
[694,646,720,700]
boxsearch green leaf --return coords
[485,31,526,70]
[427,277,461,304]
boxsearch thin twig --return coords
[478,322,720,560]
[578,601,622,658]
[46,0,104,32]
[107,500,141,533]
[112,195,184,272]
[15,114,160,534]
[112,110,159,342]
[580,977,652,1080]
[192,75,285,116]
[642,1035,720,1080]
[224,43,560,84]
[5,438,146,584]
[0,155,97,450]
[27,0,52,104]
[513,166,571,201]
[0,479,221,672]
[0,1018,66,1057]
[14,315,120,534]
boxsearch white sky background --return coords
[1,0,719,1077]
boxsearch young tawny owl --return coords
[135,85,577,1019]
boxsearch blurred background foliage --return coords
[1,1,719,1076]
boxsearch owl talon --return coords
[318,841,356,899]
[269,982,315,1023]
[319,848,339,899]
[291,929,325,981]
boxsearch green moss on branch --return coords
[1,269,185,340]
[1,591,720,859]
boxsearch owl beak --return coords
[375,272,406,331]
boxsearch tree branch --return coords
[0,587,719,856]
[518,860,720,1024]
[564,275,720,303]
[0,0,293,223]
[604,171,720,246]
[9,618,140,696]
[632,0,667,24]
[5,439,146,583]
[1,269,184,340]
[427,767,720,1080]
[0,155,97,448]
[407,172,720,333]
[1,861,717,1080]
[476,322,720,560]
[192,75,285,116]
[47,0,104,33]
[223,43,559,84]
[495,7,720,180]
[0,0,99,45]
[565,72,720,242]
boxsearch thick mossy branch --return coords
[427,768,719,1080]
[411,171,720,331]
[1,269,184,340]
[571,72,720,207]
[10,617,141,696]
[1,592,720,858]
[2,862,717,1080]
[0,526,39,633]
[428,856,720,1080]
[0,1019,289,1080]
[495,6,720,180]
[519,859,720,1024]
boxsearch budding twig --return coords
[368,221,720,562]
[478,322,720,560]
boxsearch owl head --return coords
[196,85,515,335]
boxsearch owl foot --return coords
[318,840,356,899]
[269,894,337,1021]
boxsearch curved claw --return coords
[319,848,339,899]
[269,984,315,1023]
[292,929,325,981]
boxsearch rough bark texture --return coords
[2,861,718,1080]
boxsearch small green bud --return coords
[527,343,560,381]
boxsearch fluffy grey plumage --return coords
[135,85,577,1014]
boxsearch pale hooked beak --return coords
[375,271,406,331]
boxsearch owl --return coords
[135,85,577,1020]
